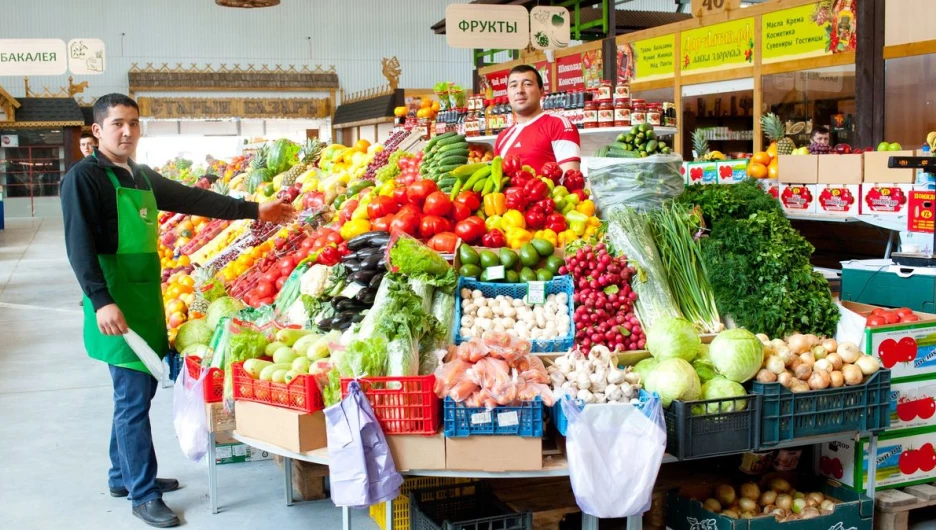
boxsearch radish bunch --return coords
[560,243,645,351]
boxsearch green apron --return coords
[82,164,168,375]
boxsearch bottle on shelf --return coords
[504,97,515,129]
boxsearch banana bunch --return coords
[421,132,469,193]
[927,131,936,151]
[447,157,509,200]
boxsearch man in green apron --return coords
[61,94,295,528]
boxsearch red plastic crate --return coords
[184,355,224,403]
[340,375,441,435]
[231,361,325,414]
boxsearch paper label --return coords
[497,410,519,427]
[486,265,505,280]
[470,411,492,425]
[526,281,546,304]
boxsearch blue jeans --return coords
[107,365,160,506]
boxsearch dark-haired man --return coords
[80,133,97,158]
[494,64,581,172]
[811,126,831,147]
[61,94,295,528]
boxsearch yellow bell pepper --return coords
[379,181,395,196]
[533,229,558,247]
[501,209,526,231]
[558,229,578,247]
[483,193,507,217]
[340,219,371,240]
[485,215,503,232]
[587,216,601,228]
[584,225,599,239]
[506,228,533,250]
[576,200,596,217]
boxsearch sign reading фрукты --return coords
[446,4,531,49]
[0,39,67,76]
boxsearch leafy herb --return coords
[677,178,781,225]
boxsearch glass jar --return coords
[598,100,614,128]
[648,104,663,126]
[597,80,613,102]
[631,103,647,126]
[613,99,631,127]
[663,103,677,127]
[583,101,598,129]
[614,83,631,101]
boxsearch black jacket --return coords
[61,149,258,310]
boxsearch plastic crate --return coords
[409,482,533,530]
[369,478,473,530]
[454,276,574,353]
[755,369,892,447]
[340,376,441,435]
[185,355,224,403]
[443,397,543,437]
[231,361,325,414]
[551,389,655,436]
[664,393,761,461]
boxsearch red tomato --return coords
[897,308,915,317]
[901,314,921,323]
[275,276,287,291]
[301,237,315,250]
[867,316,886,327]
[367,195,399,219]
[258,297,275,306]
[311,238,326,252]
[428,232,458,253]
[423,191,452,217]
[296,247,311,261]
[261,271,279,285]
[883,311,901,325]
[325,232,343,245]
[453,191,481,211]
[450,202,472,222]
[390,210,421,236]
[278,257,295,270]
[871,308,887,316]
[255,281,275,299]
[372,214,394,232]
[393,187,409,206]
[407,180,439,207]
[420,215,452,239]
[454,216,486,244]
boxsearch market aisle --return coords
[0,217,376,530]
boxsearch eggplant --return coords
[351,311,367,323]
[355,288,377,306]
[368,272,385,291]
[360,253,383,271]
[330,296,350,309]
[347,231,391,251]
[377,257,388,269]
[343,260,363,273]
[331,310,358,330]
[335,298,365,313]
[348,269,379,286]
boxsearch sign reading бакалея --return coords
[446,4,530,49]
[0,39,67,76]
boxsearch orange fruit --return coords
[178,275,195,288]
[354,139,371,153]
[393,106,407,117]
[749,162,769,179]
[431,101,440,112]
[175,283,194,295]
[420,97,432,109]
[416,108,430,119]
[751,152,772,166]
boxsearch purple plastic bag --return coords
[325,380,403,508]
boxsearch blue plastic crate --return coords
[443,397,544,437]
[454,276,574,353]
[551,389,656,436]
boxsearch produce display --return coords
[696,478,841,521]
[596,124,672,157]
[456,239,563,283]
[548,345,642,404]
[458,288,570,342]
[753,333,880,391]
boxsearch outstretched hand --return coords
[258,199,297,225]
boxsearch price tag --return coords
[470,411,492,425]
[526,281,546,305]
[497,410,519,427]
[486,265,505,280]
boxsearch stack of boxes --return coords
[861,150,916,219]
[682,158,749,186]
[207,402,273,465]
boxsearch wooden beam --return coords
[603,37,617,89]
[855,0,884,147]
[761,52,855,75]
[631,78,677,92]
[678,66,755,86]
[883,40,936,60]
[332,116,394,130]
[753,14,763,154]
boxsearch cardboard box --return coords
[818,153,864,184]
[908,190,936,234]
[859,183,912,216]
[716,159,749,185]
[215,431,237,445]
[779,183,817,213]
[863,150,916,183]
[446,436,542,472]
[234,400,326,454]
[684,161,717,185]
[778,154,819,183]
[889,379,936,432]
[841,301,936,381]
[215,443,274,465]
[758,178,780,200]
[387,433,446,471]
[207,402,236,433]
[815,183,860,216]
[820,427,936,492]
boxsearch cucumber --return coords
[437,155,468,166]
[348,180,374,195]
[437,148,469,159]
[425,131,457,151]
[438,141,470,153]
[435,134,466,148]
[452,162,488,178]
[436,164,463,174]
[438,177,457,187]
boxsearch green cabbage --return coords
[692,358,717,384]
[696,377,748,414]
[708,328,764,383]
[181,343,212,358]
[176,318,213,352]
[646,317,700,362]
[206,296,245,330]
[644,358,701,408]
[633,358,660,385]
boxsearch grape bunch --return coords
[250,220,279,241]
[560,243,646,352]
[364,148,394,181]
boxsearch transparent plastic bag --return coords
[561,394,667,518]
[172,366,209,463]
[123,329,170,386]
[587,155,685,214]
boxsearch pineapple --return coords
[188,266,215,315]
[280,138,324,188]
[691,130,710,161]
[761,113,796,155]
[250,144,269,172]
[211,179,230,196]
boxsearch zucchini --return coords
[437,148,469,159]
[438,177,458,187]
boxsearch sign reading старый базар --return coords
[0,39,68,76]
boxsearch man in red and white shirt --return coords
[494,65,581,173]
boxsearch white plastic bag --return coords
[172,364,209,462]
[123,329,169,386]
[562,394,667,518]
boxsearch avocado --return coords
[459,264,482,279]
[458,244,480,266]
[536,269,554,282]
[505,270,520,283]
[519,267,537,282]
[498,248,519,269]
[545,255,565,274]
[519,243,540,268]
[479,250,500,269]
[480,268,502,282]
[530,238,555,257]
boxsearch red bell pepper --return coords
[540,162,563,184]
[339,199,359,224]
[482,229,506,248]
[511,169,534,189]
[545,213,567,233]
[535,198,556,215]
[337,242,351,257]
[502,155,522,177]
[505,187,528,211]
[450,202,472,222]
[454,216,486,244]
[524,206,546,230]
[523,178,549,202]
[366,195,399,219]
[563,169,585,192]
[572,189,588,202]
[420,215,452,239]
[453,191,481,212]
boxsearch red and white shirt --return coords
[494,113,581,171]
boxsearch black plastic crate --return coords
[664,393,761,461]
[755,369,891,447]
[409,482,533,530]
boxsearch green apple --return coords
[877,142,890,152]
[888,142,903,151]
